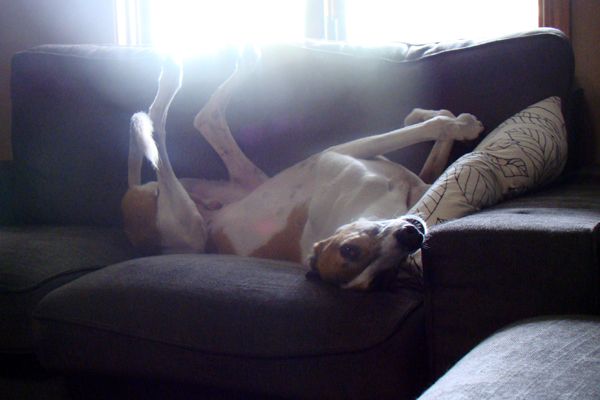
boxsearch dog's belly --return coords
[208,157,318,262]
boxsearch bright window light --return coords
[345,0,539,43]
[115,0,141,45]
[149,0,306,57]
[115,1,540,54]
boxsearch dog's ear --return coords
[304,242,324,281]
[403,215,427,235]
[304,254,321,281]
[305,267,321,281]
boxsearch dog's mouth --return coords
[341,246,421,290]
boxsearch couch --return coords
[1,28,599,399]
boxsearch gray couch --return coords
[1,28,599,399]
[420,316,600,399]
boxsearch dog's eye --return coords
[339,244,361,261]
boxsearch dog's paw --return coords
[446,113,484,141]
[404,108,455,126]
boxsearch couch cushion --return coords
[418,316,600,400]
[11,46,162,226]
[423,172,600,378]
[33,254,426,398]
[0,161,15,225]
[0,225,135,352]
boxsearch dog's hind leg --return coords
[127,111,158,188]
[193,53,268,190]
[149,59,208,252]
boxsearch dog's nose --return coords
[393,225,423,252]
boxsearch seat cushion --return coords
[418,316,600,399]
[33,254,426,399]
[0,225,136,352]
[423,173,600,377]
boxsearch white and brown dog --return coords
[122,57,483,290]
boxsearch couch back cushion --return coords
[10,29,574,226]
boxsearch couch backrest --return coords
[10,29,574,226]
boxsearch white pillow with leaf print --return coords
[409,96,568,227]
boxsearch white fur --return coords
[127,112,159,188]
[131,112,159,169]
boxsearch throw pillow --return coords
[409,96,568,226]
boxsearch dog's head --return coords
[305,216,426,290]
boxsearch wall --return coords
[0,0,116,160]
[571,0,600,165]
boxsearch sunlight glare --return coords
[345,0,539,43]
[150,0,306,58]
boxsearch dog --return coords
[121,56,483,290]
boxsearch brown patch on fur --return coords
[207,227,237,255]
[250,204,308,263]
[121,182,160,253]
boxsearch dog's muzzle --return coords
[393,224,424,252]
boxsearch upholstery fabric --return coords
[33,254,422,356]
[10,29,573,226]
[10,46,162,226]
[418,317,600,400]
[0,161,15,225]
[423,173,600,378]
[411,96,568,226]
[0,226,135,352]
[33,254,426,398]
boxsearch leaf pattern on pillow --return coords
[414,175,448,218]
[487,154,528,178]
[453,155,502,208]
[484,99,567,186]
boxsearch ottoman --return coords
[418,316,600,399]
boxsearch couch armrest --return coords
[0,161,16,225]
[423,170,600,379]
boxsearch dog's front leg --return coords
[417,139,455,184]
[325,112,483,161]
[150,60,207,253]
